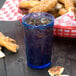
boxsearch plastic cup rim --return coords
[22,12,54,27]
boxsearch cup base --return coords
[27,62,51,69]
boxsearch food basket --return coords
[0,0,76,38]
[54,25,76,38]
[53,12,76,38]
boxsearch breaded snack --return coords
[58,0,74,11]
[58,8,68,15]
[0,32,19,53]
[19,1,40,8]
[29,0,57,13]
[48,66,64,76]
[64,0,74,11]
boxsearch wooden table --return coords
[0,1,76,76]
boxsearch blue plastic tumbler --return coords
[22,12,54,69]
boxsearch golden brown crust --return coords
[18,0,76,18]
[64,0,74,11]
[58,0,74,12]
[0,32,19,53]
[58,8,68,15]
[29,0,57,13]
[19,1,40,8]
[48,66,64,76]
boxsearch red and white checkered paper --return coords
[0,0,23,21]
[55,12,76,26]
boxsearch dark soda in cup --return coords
[22,12,54,69]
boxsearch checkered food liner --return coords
[55,12,76,26]
[0,0,23,21]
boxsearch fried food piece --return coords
[19,1,40,8]
[48,66,64,76]
[58,0,74,11]
[0,32,16,43]
[29,0,57,13]
[0,32,19,53]
[58,8,68,15]
[64,0,74,11]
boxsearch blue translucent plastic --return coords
[22,12,54,69]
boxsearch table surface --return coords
[0,1,76,76]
